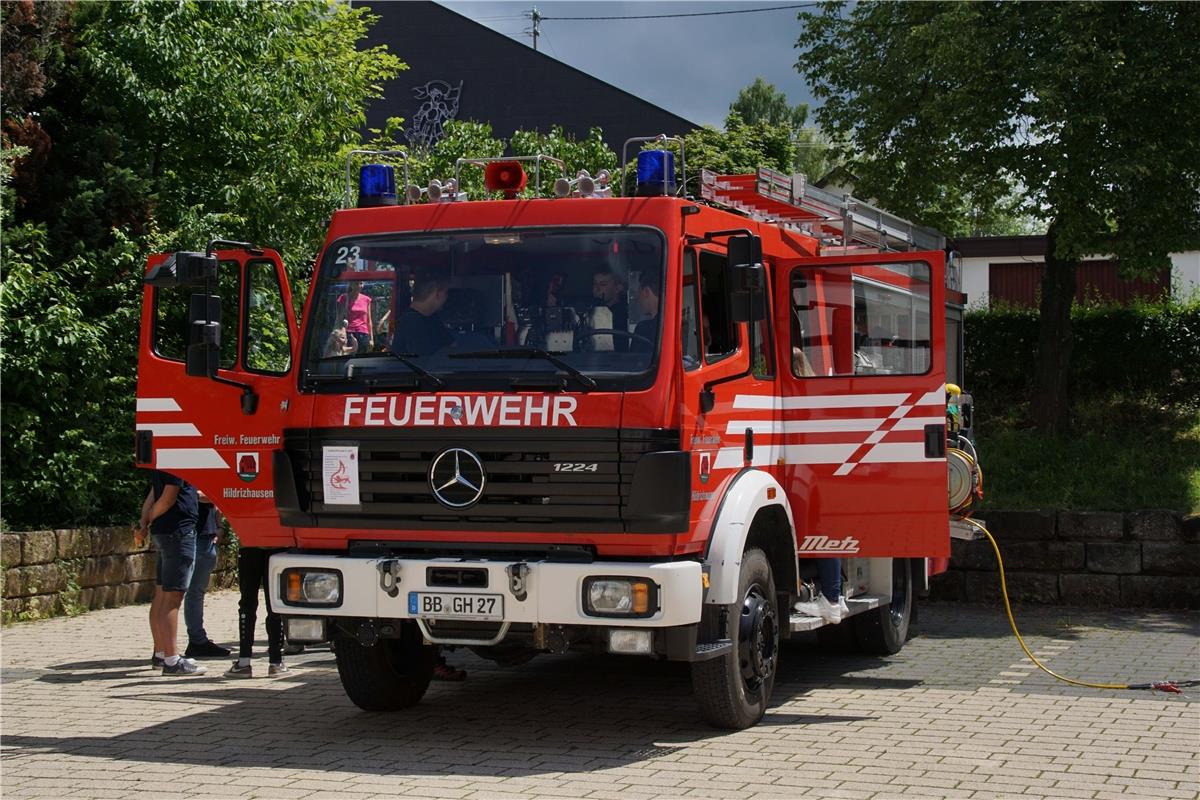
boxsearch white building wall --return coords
[1171,251,1200,301]
[961,250,1199,308]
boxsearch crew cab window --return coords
[244,259,292,374]
[302,228,666,392]
[698,249,737,362]
[790,261,931,377]
[153,260,240,368]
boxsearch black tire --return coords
[691,549,780,729]
[853,558,913,655]
[334,623,437,711]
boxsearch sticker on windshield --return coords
[322,445,360,505]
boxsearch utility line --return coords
[541,3,820,22]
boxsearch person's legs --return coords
[150,588,166,655]
[816,557,843,602]
[152,530,196,657]
[261,561,284,665]
[184,534,218,645]
[237,548,266,660]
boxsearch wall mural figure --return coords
[408,80,463,149]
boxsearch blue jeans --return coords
[152,528,196,592]
[816,558,843,602]
[184,534,218,644]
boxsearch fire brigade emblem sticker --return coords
[429,448,486,509]
[235,452,259,483]
[322,445,360,505]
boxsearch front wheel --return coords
[853,558,913,655]
[334,622,437,711]
[691,548,779,729]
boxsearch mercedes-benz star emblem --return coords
[429,448,486,508]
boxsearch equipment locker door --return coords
[769,250,948,558]
[135,248,302,547]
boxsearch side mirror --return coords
[185,293,221,378]
[728,234,765,323]
[145,251,218,287]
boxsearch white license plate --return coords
[408,591,504,620]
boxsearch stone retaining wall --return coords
[1,527,234,622]
[930,510,1200,608]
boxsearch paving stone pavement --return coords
[1,591,1197,800]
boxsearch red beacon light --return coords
[484,161,527,199]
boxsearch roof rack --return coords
[700,166,945,253]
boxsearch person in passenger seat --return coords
[393,274,454,356]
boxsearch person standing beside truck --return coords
[225,546,289,678]
[137,470,206,676]
[183,493,231,659]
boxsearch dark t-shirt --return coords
[150,470,199,536]
[198,502,219,536]
[631,317,657,353]
[394,308,454,356]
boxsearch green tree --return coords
[797,2,1200,433]
[730,77,830,180]
[1,1,402,527]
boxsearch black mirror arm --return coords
[209,372,259,415]
[206,238,264,257]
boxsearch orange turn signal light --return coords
[286,572,302,603]
[632,581,650,614]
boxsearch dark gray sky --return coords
[437,1,819,128]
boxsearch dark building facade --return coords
[355,1,698,155]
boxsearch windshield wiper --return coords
[377,351,444,387]
[449,348,597,390]
[319,350,444,387]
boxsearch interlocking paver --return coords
[2,593,1197,799]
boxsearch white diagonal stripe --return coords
[136,423,201,438]
[892,416,947,431]
[156,448,229,469]
[726,419,884,435]
[734,393,911,410]
[858,442,933,463]
[888,404,913,419]
[137,398,181,412]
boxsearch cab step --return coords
[788,593,890,633]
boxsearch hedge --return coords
[964,301,1200,406]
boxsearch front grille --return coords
[282,427,678,533]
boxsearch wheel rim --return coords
[889,562,910,629]
[738,583,777,692]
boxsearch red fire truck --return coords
[136,140,979,729]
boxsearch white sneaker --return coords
[794,595,835,620]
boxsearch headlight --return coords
[583,577,658,618]
[282,569,342,606]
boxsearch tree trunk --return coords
[1032,221,1076,434]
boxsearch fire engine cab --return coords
[136,138,980,729]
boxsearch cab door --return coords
[679,245,777,551]
[135,248,302,547]
[769,250,948,558]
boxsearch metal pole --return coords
[530,7,541,51]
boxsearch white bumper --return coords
[268,553,703,628]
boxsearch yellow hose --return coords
[960,516,1130,690]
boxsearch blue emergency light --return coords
[636,150,676,196]
[358,164,397,208]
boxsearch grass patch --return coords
[975,394,1200,513]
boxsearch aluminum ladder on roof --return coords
[700,166,946,253]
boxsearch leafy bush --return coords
[965,300,1200,407]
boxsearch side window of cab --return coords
[153,261,240,367]
[244,259,292,374]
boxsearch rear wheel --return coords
[691,549,779,729]
[853,558,913,655]
[334,622,437,711]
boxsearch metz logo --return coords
[799,535,861,555]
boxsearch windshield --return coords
[302,228,665,391]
